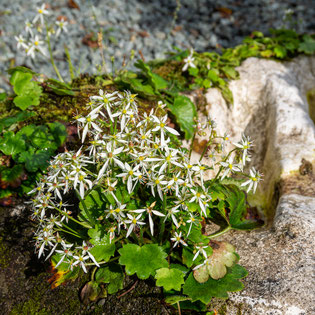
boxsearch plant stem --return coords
[208,226,231,239]
[91,266,98,281]
[46,33,64,82]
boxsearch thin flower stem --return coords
[86,256,119,266]
[46,32,64,82]
[208,226,231,239]
[56,228,81,238]
[91,266,98,281]
[52,205,91,228]
[189,128,197,160]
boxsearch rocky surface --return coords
[1,0,314,90]
[194,55,315,314]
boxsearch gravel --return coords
[0,0,314,90]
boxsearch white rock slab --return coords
[190,56,315,314]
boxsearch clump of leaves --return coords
[9,68,42,110]
[29,91,263,312]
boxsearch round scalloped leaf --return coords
[183,264,247,304]
[193,241,238,282]
[95,263,124,294]
[155,267,185,291]
[0,131,26,156]
[89,228,115,263]
[118,244,168,279]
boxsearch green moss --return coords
[0,236,11,268]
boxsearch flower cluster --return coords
[29,90,261,273]
[15,3,68,59]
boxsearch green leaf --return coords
[260,50,274,58]
[222,66,238,80]
[183,264,247,304]
[155,267,185,291]
[10,71,33,94]
[193,241,238,282]
[48,122,67,147]
[80,281,103,304]
[298,35,315,55]
[273,45,287,59]
[207,69,219,82]
[164,295,190,304]
[0,164,24,185]
[46,78,72,90]
[0,131,26,155]
[79,189,107,223]
[119,244,168,279]
[188,67,199,77]
[0,112,35,131]
[220,85,234,104]
[224,185,262,230]
[31,126,57,150]
[89,228,116,263]
[202,79,211,89]
[7,66,38,76]
[95,263,124,294]
[13,95,34,110]
[50,253,81,288]
[134,59,168,90]
[17,148,51,172]
[167,95,197,139]
[0,92,6,101]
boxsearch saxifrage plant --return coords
[28,90,262,312]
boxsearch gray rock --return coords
[189,56,315,314]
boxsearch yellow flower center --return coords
[155,179,160,185]
[79,175,84,181]
[115,208,120,213]
[187,164,192,169]
[86,117,91,122]
[160,123,165,128]
[132,218,137,224]
[196,192,201,197]
[38,9,43,14]
[34,41,39,46]
[229,164,233,169]
[129,170,133,176]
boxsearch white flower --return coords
[27,35,47,58]
[81,241,100,267]
[55,19,68,37]
[131,201,164,236]
[233,134,253,165]
[164,206,180,228]
[116,163,142,193]
[55,242,73,268]
[152,115,180,146]
[77,113,102,143]
[72,254,90,273]
[182,49,196,71]
[241,167,262,193]
[170,231,187,248]
[220,156,241,180]
[91,90,118,121]
[97,143,124,179]
[124,213,146,237]
[25,20,33,36]
[33,4,49,25]
[15,35,28,50]
[147,174,167,200]
[192,245,208,261]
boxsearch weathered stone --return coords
[191,56,315,314]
